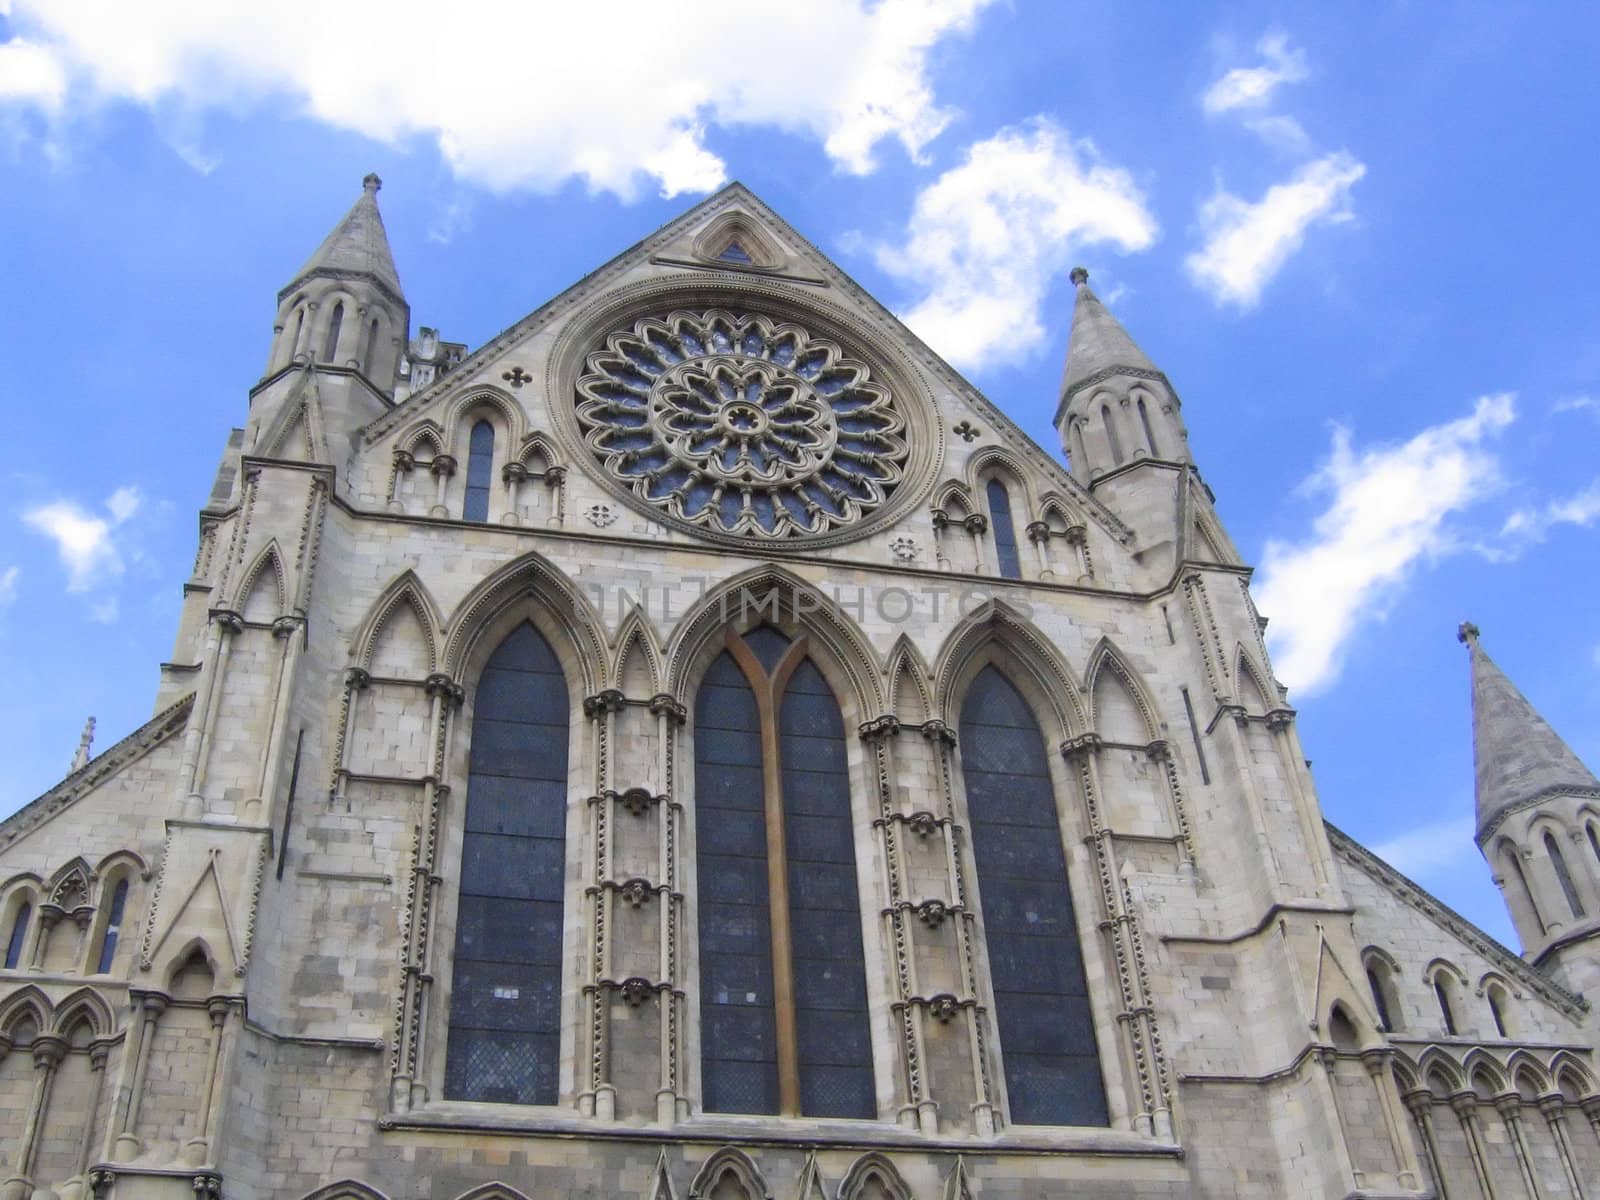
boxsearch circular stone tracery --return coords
[575,309,909,540]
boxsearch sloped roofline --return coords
[1325,821,1588,1021]
[358,182,1133,545]
[0,694,195,853]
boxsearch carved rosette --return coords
[576,310,908,540]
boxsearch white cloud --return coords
[1242,113,1310,156]
[0,37,66,108]
[1372,815,1478,881]
[1255,394,1515,695]
[1553,395,1597,416]
[1203,32,1308,115]
[22,486,142,594]
[0,566,17,607]
[874,119,1158,369]
[1186,152,1365,307]
[1500,478,1600,543]
[0,0,992,198]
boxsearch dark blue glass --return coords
[4,902,29,970]
[464,420,494,522]
[444,623,568,1105]
[987,479,1022,580]
[96,880,128,974]
[697,652,779,1115]
[961,667,1107,1126]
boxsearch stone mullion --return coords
[392,674,458,1111]
[864,718,929,1132]
[1317,1049,1366,1192]
[1266,711,1331,889]
[1539,1097,1589,1200]
[1362,1049,1421,1190]
[329,668,370,808]
[4,1034,64,1194]
[113,994,166,1160]
[74,1044,110,1180]
[582,690,623,1120]
[1404,1091,1451,1200]
[1495,1097,1545,1200]
[928,721,996,1138]
[651,694,687,1124]
[1450,1093,1498,1200]
[1065,737,1153,1135]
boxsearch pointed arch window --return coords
[4,902,29,970]
[1503,846,1545,934]
[985,479,1022,580]
[695,626,874,1118]
[445,622,569,1105]
[960,667,1107,1126]
[464,420,495,523]
[1487,984,1510,1038]
[1589,821,1600,866]
[364,318,381,377]
[1136,397,1158,457]
[1546,831,1585,919]
[1434,977,1458,1036]
[96,879,129,974]
[324,301,344,364]
[1101,404,1124,465]
[1364,960,1397,1033]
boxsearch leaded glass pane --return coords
[961,667,1108,1126]
[781,659,874,1119]
[697,651,780,1114]
[444,622,568,1106]
[988,479,1022,580]
[744,624,791,673]
[464,419,494,522]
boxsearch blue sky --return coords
[2,1,1598,948]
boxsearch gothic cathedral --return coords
[2,179,1598,1200]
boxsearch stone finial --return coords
[71,716,96,772]
[1069,266,1090,287]
[1457,621,1480,646]
[363,172,382,194]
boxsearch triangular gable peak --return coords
[357,184,1133,550]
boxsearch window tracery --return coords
[577,311,907,541]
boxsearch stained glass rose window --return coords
[575,310,908,539]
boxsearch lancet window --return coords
[986,479,1022,580]
[3,902,28,969]
[324,302,344,364]
[1545,830,1585,919]
[960,667,1107,1125]
[96,878,129,974]
[464,420,495,523]
[694,626,874,1118]
[444,622,570,1105]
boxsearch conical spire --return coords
[287,173,404,301]
[1459,622,1600,836]
[1060,267,1160,404]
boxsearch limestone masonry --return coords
[1,178,1596,1199]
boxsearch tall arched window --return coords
[1503,846,1545,934]
[1101,404,1124,465]
[1365,961,1395,1032]
[444,622,569,1105]
[4,902,29,969]
[1433,977,1457,1036]
[1546,831,1585,919]
[960,667,1107,1126]
[464,420,495,523]
[1486,983,1510,1038]
[1589,821,1600,865]
[695,627,874,1118]
[986,479,1022,580]
[323,302,344,364]
[1136,397,1158,457]
[364,318,381,377]
[96,879,129,974]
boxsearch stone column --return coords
[649,693,687,1124]
[930,510,951,571]
[1494,1095,1544,1200]
[1065,524,1093,581]
[386,449,414,513]
[501,461,528,526]
[1538,1095,1588,1200]
[1025,520,1051,577]
[428,454,456,518]
[330,668,370,809]
[1403,1089,1450,1200]
[1316,1049,1365,1191]
[249,614,304,825]
[1,1034,66,1200]
[544,465,567,528]
[1449,1091,1497,1200]
[183,999,232,1166]
[113,994,167,1160]
[1362,1049,1420,1190]
[962,513,988,574]
[290,300,317,364]
[189,610,244,813]
[73,1043,111,1184]
[581,688,624,1120]
[1266,709,1333,889]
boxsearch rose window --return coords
[575,310,908,539]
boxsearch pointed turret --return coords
[262,173,409,389]
[287,172,405,304]
[1461,622,1600,998]
[1053,268,1187,487]
[1460,622,1600,839]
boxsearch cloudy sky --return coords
[2,1,1598,947]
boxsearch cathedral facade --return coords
[0,178,1597,1200]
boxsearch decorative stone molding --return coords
[583,689,625,717]
[919,719,956,746]
[428,454,457,479]
[648,693,688,724]
[858,714,900,741]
